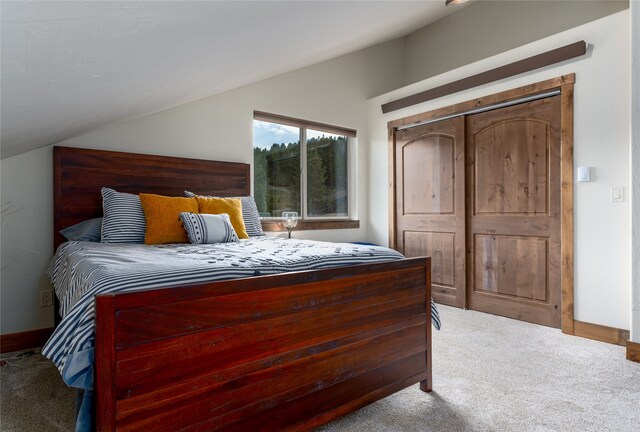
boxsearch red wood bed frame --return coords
[53,146,432,431]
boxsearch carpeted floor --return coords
[2,305,639,431]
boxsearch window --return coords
[253,111,355,221]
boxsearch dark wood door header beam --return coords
[381,40,586,114]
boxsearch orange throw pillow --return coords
[196,196,248,239]
[139,193,198,244]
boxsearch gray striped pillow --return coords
[179,212,239,244]
[100,188,146,243]
[184,192,265,237]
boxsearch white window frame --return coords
[253,111,355,221]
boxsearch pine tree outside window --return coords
[253,112,355,220]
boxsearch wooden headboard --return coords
[53,146,250,248]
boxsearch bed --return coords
[45,146,437,431]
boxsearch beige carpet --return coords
[2,305,639,431]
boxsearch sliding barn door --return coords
[466,96,561,327]
[394,117,466,307]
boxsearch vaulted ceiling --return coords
[0,1,464,159]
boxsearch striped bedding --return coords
[43,237,441,392]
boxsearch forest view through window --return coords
[253,115,351,219]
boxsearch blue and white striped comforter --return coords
[43,237,441,392]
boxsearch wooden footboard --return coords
[95,257,432,431]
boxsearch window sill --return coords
[261,219,360,232]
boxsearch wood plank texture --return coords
[466,96,561,328]
[473,235,548,301]
[0,327,53,353]
[393,117,466,308]
[559,83,575,335]
[95,295,117,432]
[388,74,575,335]
[95,257,432,431]
[53,146,251,327]
[55,146,434,431]
[381,42,585,113]
[404,232,455,287]
[53,146,250,250]
[260,219,359,232]
[388,127,398,250]
[473,119,548,214]
[421,260,433,393]
[402,135,455,214]
[627,341,640,363]
[573,320,630,347]
[387,75,575,131]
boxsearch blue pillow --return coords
[179,212,239,244]
[100,187,146,243]
[59,218,102,242]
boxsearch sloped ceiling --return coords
[0,1,463,159]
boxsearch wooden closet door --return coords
[466,96,561,327]
[394,117,466,307]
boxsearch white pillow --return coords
[179,212,239,244]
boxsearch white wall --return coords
[367,11,631,330]
[405,0,628,85]
[630,0,639,343]
[0,149,56,332]
[0,38,406,334]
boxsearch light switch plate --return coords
[611,187,624,202]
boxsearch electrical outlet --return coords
[40,290,53,307]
